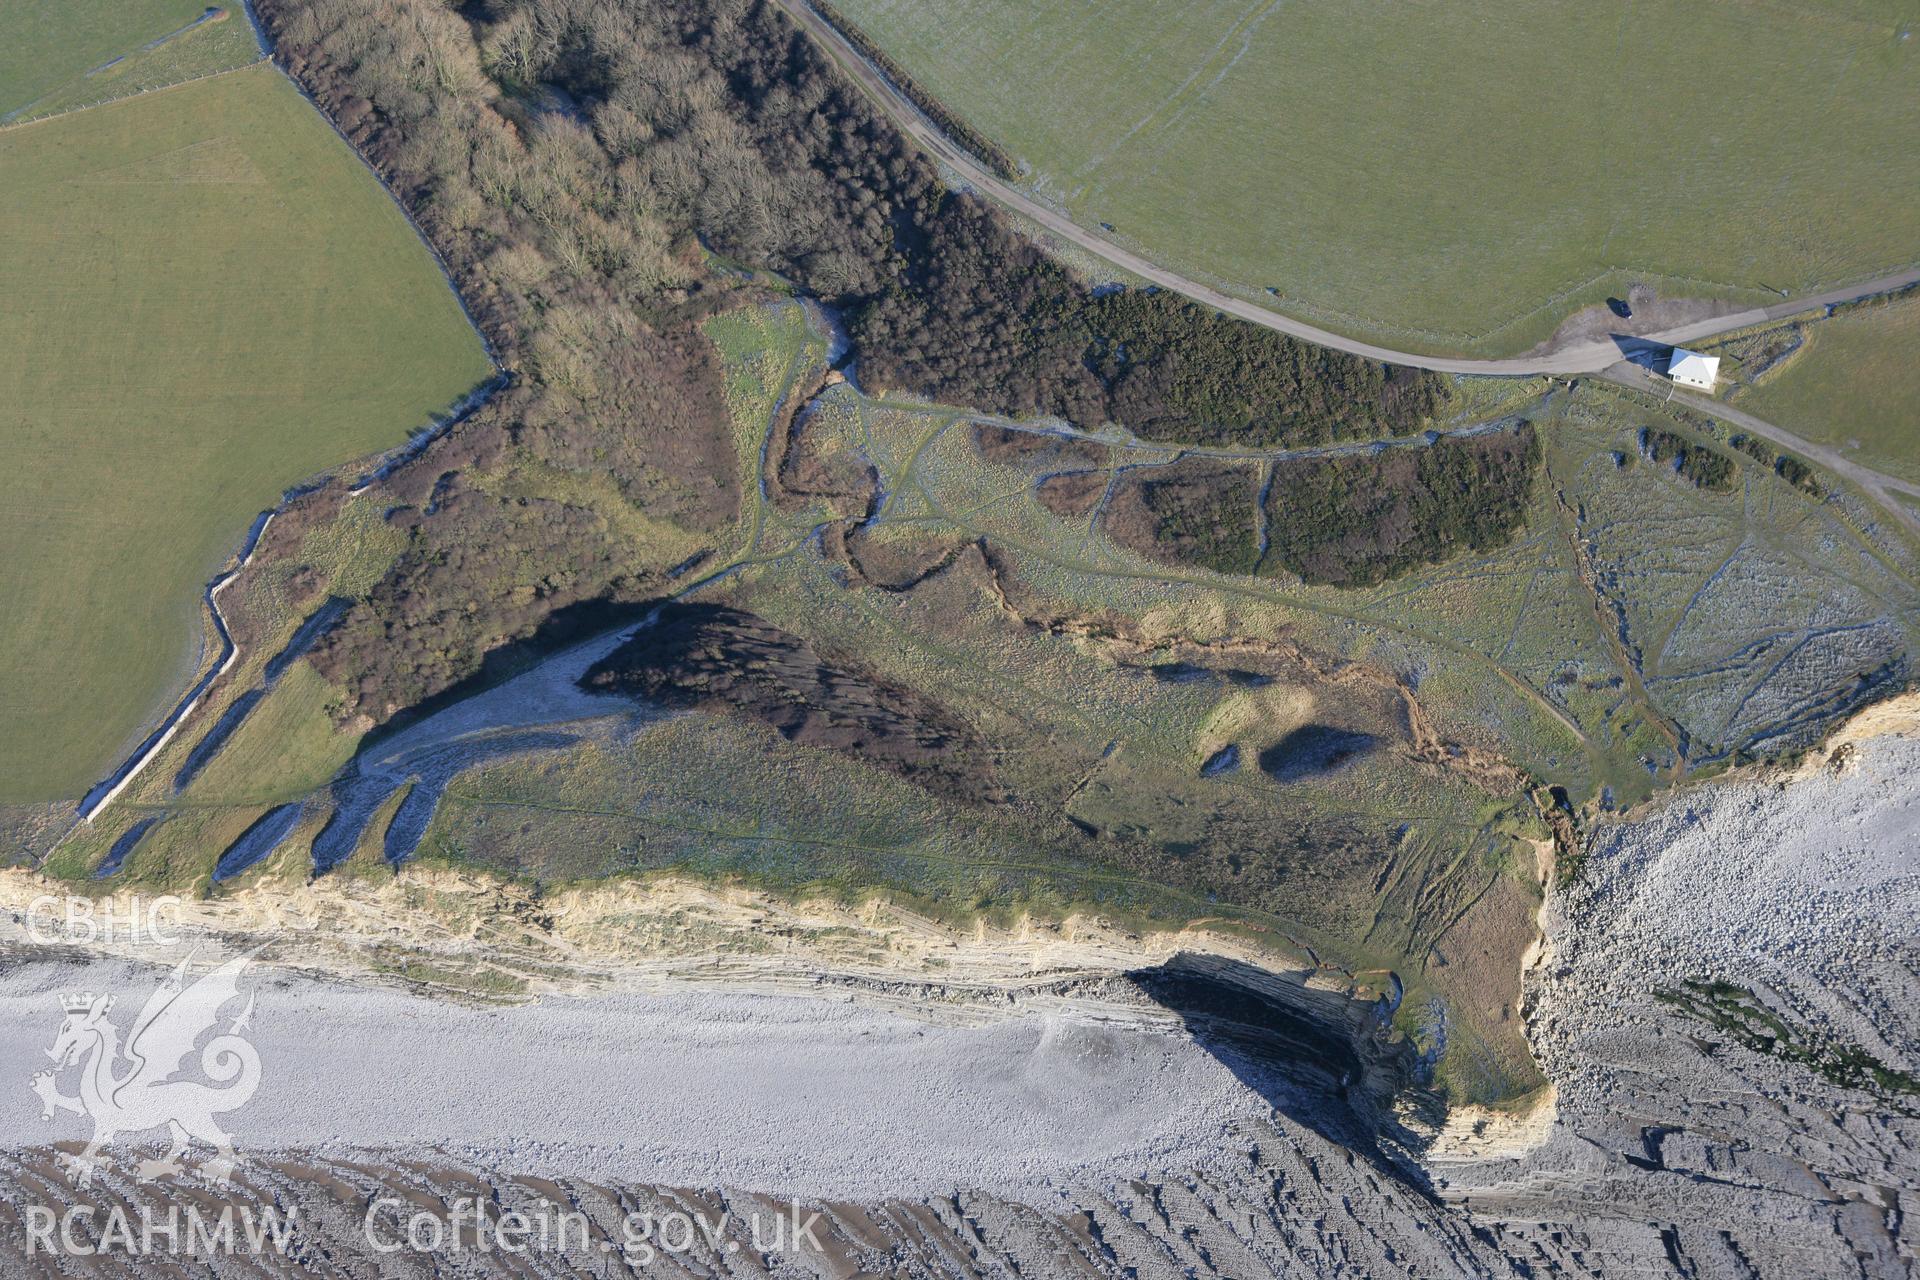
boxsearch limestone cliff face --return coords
[1130,952,1422,1129]
[1432,720,1920,1278]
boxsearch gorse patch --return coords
[1641,428,1735,491]
[1257,426,1542,587]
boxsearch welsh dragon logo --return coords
[30,952,262,1187]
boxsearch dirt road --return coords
[772,0,1920,376]
[775,0,1920,534]
[1601,363,1920,536]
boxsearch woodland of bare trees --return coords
[258,0,1464,722]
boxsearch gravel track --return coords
[770,0,1920,378]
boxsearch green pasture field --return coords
[0,0,259,121]
[0,63,493,802]
[829,0,1920,355]
[1736,295,1920,483]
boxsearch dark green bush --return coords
[1257,426,1541,586]
[1643,428,1736,491]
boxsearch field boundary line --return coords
[1464,266,1784,350]
[67,372,511,834]
[59,0,507,834]
[2,0,270,130]
[1010,168,1920,359]
[0,56,266,133]
[234,0,272,56]
[259,49,506,367]
[4,0,506,365]
[75,511,278,823]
